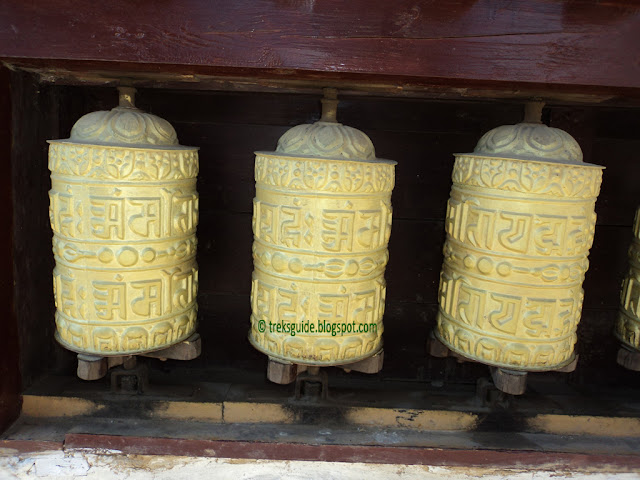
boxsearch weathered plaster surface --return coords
[1,450,639,480]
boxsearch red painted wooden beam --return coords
[0,1,639,90]
[63,434,640,470]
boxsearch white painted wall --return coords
[1,450,639,480]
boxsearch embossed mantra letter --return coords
[49,88,199,355]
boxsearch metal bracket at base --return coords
[294,367,329,400]
[110,360,149,394]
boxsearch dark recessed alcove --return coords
[10,70,640,399]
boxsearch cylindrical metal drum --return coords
[615,207,640,351]
[436,114,603,371]
[248,90,396,366]
[48,88,199,356]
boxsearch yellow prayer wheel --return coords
[615,207,640,351]
[435,104,603,372]
[248,89,396,366]
[48,87,199,356]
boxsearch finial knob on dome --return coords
[523,101,544,124]
[118,86,137,109]
[320,88,339,123]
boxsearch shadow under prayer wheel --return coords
[435,104,604,379]
[248,89,396,369]
[48,87,199,357]
[615,207,640,370]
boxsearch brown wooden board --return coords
[0,66,21,433]
[0,440,62,454]
[9,72,76,391]
[1,1,640,93]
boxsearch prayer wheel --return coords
[248,89,396,369]
[48,87,199,357]
[615,206,640,368]
[435,104,604,379]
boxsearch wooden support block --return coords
[553,355,579,373]
[267,358,307,385]
[490,367,527,395]
[427,333,450,358]
[77,354,107,381]
[107,356,124,370]
[77,335,198,381]
[77,355,137,381]
[268,350,384,384]
[106,356,136,369]
[142,333,201,361]
[108,356,137,369]
[341,350,384,374]
[427,332,469,363]
[617,347,640,372]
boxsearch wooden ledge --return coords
[61,433,640,471]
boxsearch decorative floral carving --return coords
[276,121,376,160]
[452,155,602,199]
[436,312,576,371]
[255,154,395,193]
[70,107,178,146]
[48,143,199,180]
[474,123,583,164]
[252,242,389,280]
[52,236,197,268]
[55,308,197,355]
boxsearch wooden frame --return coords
[1,1,639,439]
